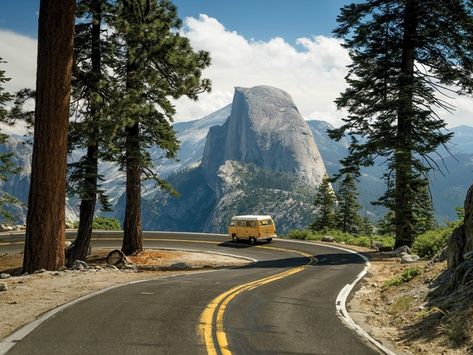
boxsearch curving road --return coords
[0,232,380,355]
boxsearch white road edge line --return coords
[0,247,256,355]
[281,239,397,355]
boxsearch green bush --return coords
[383,267,421,288]
[72,217,121,230]
[286,228,395,248]
[412,226,455,259]
[287,229,314,240]
[92,217,121,230]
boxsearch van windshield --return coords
[258,219,273,226]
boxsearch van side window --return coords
[237,220,246,227]
[259,219,273,226]
[246,221,255,227]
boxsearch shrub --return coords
[92,217,121,230]
[285,228,395,249]
[413,226,455,259]
[287,229,314,240]
[72,217,121,230]
[383,267,421,288]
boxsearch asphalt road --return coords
[1,232,380,355]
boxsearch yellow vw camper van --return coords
[228,215,277,244]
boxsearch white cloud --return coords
[174,14,350,126]
[0,30,37,92]
[1,17,473,130]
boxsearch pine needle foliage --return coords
[330,0,473,247]
[311,175,337,231]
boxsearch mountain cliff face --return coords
[191,85,327,232]
[201,86,325,190]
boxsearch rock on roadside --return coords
[0,282,7,291]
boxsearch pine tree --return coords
[23,0,76,273]
[311,175,337,231]
[360,213,374,236]
[336,173,361,234]
[0,58,21,222]
[330,0,473,247]
[66,0,115,265]
[111,0,211,255]
[412,181,436,235]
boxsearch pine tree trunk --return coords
[394,0,418,248]
[67,144,98,265]
[122,122,143,255]
[66,1,102,266]
[23,0,75,273]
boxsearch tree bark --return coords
[23,0,75,273]
[394,0,418,248]
[67,1,102,265]
[122,121,143,255]
[67,143,98,265]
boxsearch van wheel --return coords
[232,234,239,243]
[266,238,272,243]
[249,237,257,245]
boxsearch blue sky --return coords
[1,0,349,43]
[0,0,471,128]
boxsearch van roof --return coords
[231,215,272,221]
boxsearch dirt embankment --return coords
[349,251,473,355]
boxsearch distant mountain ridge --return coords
[1,87,472,227]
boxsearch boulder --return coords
[0,282,7,291]
[0,273,10,279]
[0,224,13,232]
[106,249,130,269]
[383,245,411,257]
[400,253,420,264]
[169,262,190,270]
[321,236,334,242]
[71,260,89,270]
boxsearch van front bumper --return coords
[257,234,277,240]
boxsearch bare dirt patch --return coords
[349,252,473,355]
[0,248,249,340]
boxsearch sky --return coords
[0,0,472,128]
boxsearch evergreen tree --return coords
[330,0,473,247]
[311,175,337,231]
[336,173,361,234]
[23,0,76,273]
[67,0,115,265]
[360,213,374,236]
[412,181,436,235]
[0,58,21,222]
[111,0,211,255]
[378,211,395,236]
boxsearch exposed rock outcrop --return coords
[447,185,473,270]
[201,86,326,191]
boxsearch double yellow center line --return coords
[198,246,316,355]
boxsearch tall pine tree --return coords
[23,0,76,273]
[0,59,21,222]
[67,0,116,265]
[111,0,211,255]
[311,175,337,231]
[336,173,361,234]
[330,0,473,247]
